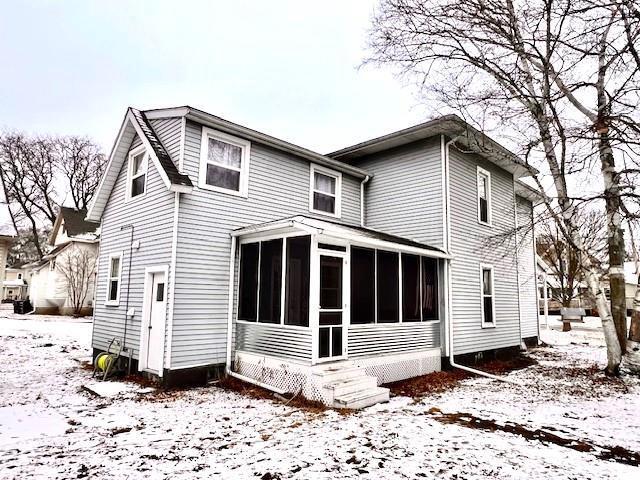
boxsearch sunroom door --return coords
[318,253,347,361]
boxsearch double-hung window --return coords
[310,165,341,217]
[199,127,251,196]
[128,146,148,200]
[477,167,491,225]
[106,253,122,305]
[480,264,495,327]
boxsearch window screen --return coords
[402,254,421,322]
[351,247,375,324]
[238,243,259,321]
[258,239,282,323]
[422,257,439,320]
[377,250,399,323]
[285,236,310,326]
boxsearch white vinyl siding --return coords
[517,196,539,338]
[170,120,362,369]
[92,117,181,358]
[448,147,521,354]
[358,137,444,248]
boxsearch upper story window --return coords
[106,253,122,306]
[480,264,495,327]
[17,273,22,279]
[199,127,251,197]
[309,165,341,217]
[127,146,148,200]
[477,166,492,225]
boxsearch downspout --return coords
[513,182,524,350]
[441,136,518,384]
[224,233,287,394]
[360,175,371,227]
[120,224,134,374]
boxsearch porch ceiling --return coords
[231,215,450,258]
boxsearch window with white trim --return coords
[106,253,122,305]
[128,147,148,199]
[199,127,251,196]
[310,165,341,217]
[477,167,491,225]
[480,265,495,327]
[17,273,22,279]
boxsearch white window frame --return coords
[105,252,123,306]
[126,145,148,202]
[198,126,251,197]
[477,166,492,226]
[480,263,496,328]
[309,164,342,218]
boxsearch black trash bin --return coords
[13,300,32,314]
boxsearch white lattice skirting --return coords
[234,349,441,404]
[351,349,442,385]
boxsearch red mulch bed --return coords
[385,354,537,397]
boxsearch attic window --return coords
[128,146,148,199]
[309,165,341,217]
[199,127,251,197]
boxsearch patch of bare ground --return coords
[386,354,537,397]
[427,407,640,467]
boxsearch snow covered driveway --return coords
[1,314,639,479]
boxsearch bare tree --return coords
[57,248,97,317]
[0,133,49,258]
[0,132,106,259]
[365,0,640,374]
[56,137,107,211]
[537,211,607,330]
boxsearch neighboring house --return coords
[0,194,16,290]
[87,106,541,408]
[624,262,639,313]
[1,264,29,301]
[28,207,100,315]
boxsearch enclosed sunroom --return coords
[227,216,449,407]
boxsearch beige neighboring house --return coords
[624,262,639,313]
[28,207,100,316]
[2,264,29,301]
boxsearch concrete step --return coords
[333,386,390,409]
[311,365,365,383]
[324,376,378,397]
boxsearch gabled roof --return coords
[145,106,370,180]
[328,115,538,179]
[86,108,193,222]
[49,207,99,246]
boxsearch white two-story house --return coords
[87,106,540,408]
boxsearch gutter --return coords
[360,175,371,227]
[224,234,287,394]
[441,136,518,384]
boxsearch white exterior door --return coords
[145,272,166,373]
[317,253,348,361]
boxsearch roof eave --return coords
[185,108,370,180]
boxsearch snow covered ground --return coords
[1,312,639,479]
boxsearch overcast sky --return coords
[0,0,430,155]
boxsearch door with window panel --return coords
[318,254,347,360]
